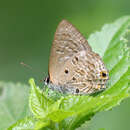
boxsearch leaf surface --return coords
[0,82,30,130]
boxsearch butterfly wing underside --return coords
[49,20,92,85]
[48,20,108,94]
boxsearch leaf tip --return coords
[29,78,35,87]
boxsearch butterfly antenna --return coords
[20,61,47,82]
[20,62,33,70]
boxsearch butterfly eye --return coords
[44,76,50,84]
[100,71,107,78]
[65,69,69,74]
[46,77,50,83]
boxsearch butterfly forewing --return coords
[49,20,92,84]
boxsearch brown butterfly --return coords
[45,19,109,95]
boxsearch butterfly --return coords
[44,19,109,95]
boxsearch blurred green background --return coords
[0,0,129,130]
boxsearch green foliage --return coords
[0,82,30,130]
[1,16,129,130]
[8,117,37,130]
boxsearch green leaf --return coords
[88,16,130,57]
[29,79,75,122]
[35,119,50,129]
[8,116,51,130]
[29,78,54,119]
[0,82,30,130]
[8,117,36,130]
